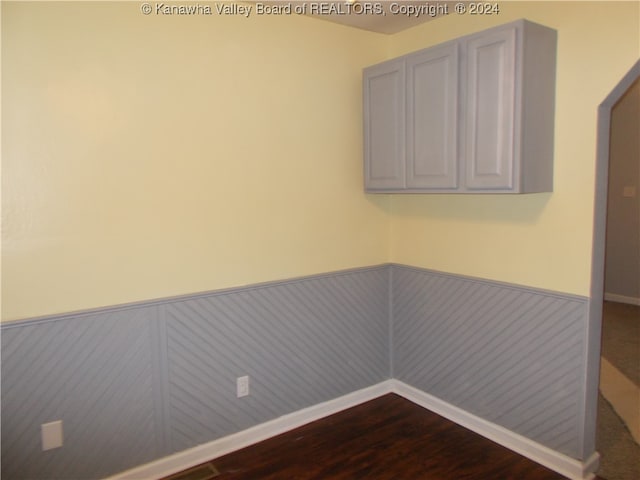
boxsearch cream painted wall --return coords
[1,2,391,321]
[4,1,639,321]
[387,1,640,296]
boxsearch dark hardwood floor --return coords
[165,394,606,480]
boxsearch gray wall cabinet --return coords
[363,59,406,189]
[363,20,557,193]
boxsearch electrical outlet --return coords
[41,420,63,451]
[237,375,249,398]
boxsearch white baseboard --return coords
[104,381,394,480]
[391,380,599,480]
[604,292,640,306]
[105,380,599,480]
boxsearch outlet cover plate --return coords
[237,376,249,398]
[42,420,63,450]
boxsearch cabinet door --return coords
[407,43,459,189]
[363,60,406,190]
[464,27,517,190]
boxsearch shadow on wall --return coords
[385,192,552,223]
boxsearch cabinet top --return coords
[363,19,556,72]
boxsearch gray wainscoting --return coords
[162,270,391,453]
[391,264,589,459]
[1,264,591,479]
[1,266,391,479]
[1,306,160,479]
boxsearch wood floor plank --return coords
[166,394,603,480]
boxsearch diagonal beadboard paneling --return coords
[1,264,591,479]
[1,307,159,480]
[391,265,587,459]
[0,266,390,479]
[163,267,390,453]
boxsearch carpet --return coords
[597,301,640,480]
[596,393,640,480]
[600,301,639,386]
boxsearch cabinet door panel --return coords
[407,44,459,189]
[465,28,516,190]
[364,61,406,190]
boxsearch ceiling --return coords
[253,1,452,34]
